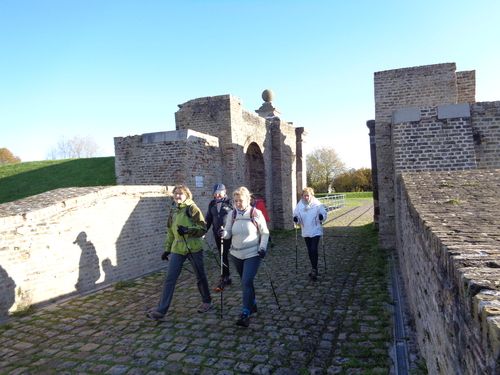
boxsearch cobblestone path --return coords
[1,201,403,375]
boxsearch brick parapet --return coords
[396,170,500,374]
[472,101,500,169]
[0,186,171,318]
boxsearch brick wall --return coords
[115,94,303,230]
[0,186,171,318]
[396,170,500,375]
[392,105,477,172]
[374,63,474,248]
[472,101,500,169]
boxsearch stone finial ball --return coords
[262,89,274,102]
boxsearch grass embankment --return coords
[0,157,116,204]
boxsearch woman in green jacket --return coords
[147,185,212,321]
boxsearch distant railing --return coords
[319,194,346,212]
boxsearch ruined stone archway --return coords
[245,142,265,197]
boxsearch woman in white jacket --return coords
[220,186,269,327]
[293,187,327,281]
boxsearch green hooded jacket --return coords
[165,199,207,256]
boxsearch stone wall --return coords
[115,94,303,230]
[374,63,463,249]
[472,101,500,169]
[396,170,500,375]
[0,186,171,319]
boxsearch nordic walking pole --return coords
[220,226,224,318]
[178,227,203,278]
[322,234,327,272]
[295,225,298,274]
[262,259,281,309]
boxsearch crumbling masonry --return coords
[368,63,500,374]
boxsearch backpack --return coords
[231,206,257,228]
[169,204,195,225]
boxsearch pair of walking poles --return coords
[204,227,281,317]
[294,224,327,274]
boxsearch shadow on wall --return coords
[0,266,16,317]
[73,231,101,292]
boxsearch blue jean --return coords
[231,255,262,313]
[157,251,212,315]
[304,236,321,270]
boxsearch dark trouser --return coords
[215,235,231,278]
[304,236,321,271]
[157,251,211,315]
[231,255,262,313]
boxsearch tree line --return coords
[0,135,103,165]
[306,146,372,193]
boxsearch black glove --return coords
[177,225,189,236]
[161,251,171,261]
[218,228,226,237]
[258,248,266,259]
[293,216,298,223]
[319,214,324,221]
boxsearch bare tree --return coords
[46,135,103,160]
[306,146,346,193]
[0,148,21,164]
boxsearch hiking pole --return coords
[220,226,224,318]
[322,234,327,272]
[261,259,281,309]
[295,225,298,274]
[178,227,203,279]
[204,238,221,267]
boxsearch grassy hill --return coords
[0,157,116,204]
[0,158,372,205]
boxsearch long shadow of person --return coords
[73,232,101,292]
[0,266,16,319]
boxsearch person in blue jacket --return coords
[205,183,234,291]
[293,187,327,281]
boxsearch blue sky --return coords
[1,0,499,169]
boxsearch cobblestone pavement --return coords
[0,201,409,375]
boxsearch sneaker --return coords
[216,276,232,291]
[146,311,165,321]
[236,312,250,327]
[197,302,213,313]
[309,269,318,281]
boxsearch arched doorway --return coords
[245,142,265,198]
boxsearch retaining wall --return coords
[0,186,171,319]
[396,169,500,374]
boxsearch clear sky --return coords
[1,0,499,169]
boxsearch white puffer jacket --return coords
[293,197,327,238]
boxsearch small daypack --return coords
[231,206,257,228]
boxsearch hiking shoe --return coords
[309,269,318,281]
[146,311,165,321]
[197,302,213,313]
[236,312,250,327]
[216,276,232,291]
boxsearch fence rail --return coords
[319,194,346,212]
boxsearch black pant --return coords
[304,236,320,270]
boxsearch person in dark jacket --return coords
[205,183,234,291]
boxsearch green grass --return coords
[0,157,116,204]
[317,191,373,200]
